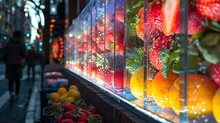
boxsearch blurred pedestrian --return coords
[3,31,26,101]
[26,46,38,81]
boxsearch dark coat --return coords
[3,37,26,80]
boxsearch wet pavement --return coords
[0,63,41,123]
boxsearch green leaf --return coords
[126,47,144,74]
[200,33,220,46]
[132,1,144,9]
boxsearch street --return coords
[0,63,41,123]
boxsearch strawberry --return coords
[61,111,73,120]
[87,114,103,123]
[196,0,220,21]
[149,2,163,33]
[161,0,180,35]
[73,109,87,122]
[149,35,174,70]
[49,102,64,117]
[64,103,78,113]
[116,9,124,22]
[87,105,98,115]
[80,108,89,117]
[209,64,220,86]
[175,9,205,35]
[61,119,75,123]
[56,115,62,123]
[107,20,125,54]
[136,3,163,40]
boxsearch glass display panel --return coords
[64,0,220,122]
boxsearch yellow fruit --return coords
[169,74,218,118]
[49,92,60,102]
[69,85,78,91]
[130,66,152,100]
[58,95,68,103]
[151,70,178,108]
[68,89,81,100]
[57,87,67,96]
[213,88,220,123]
[66,97,75,103]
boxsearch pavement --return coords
[0,63,41,123]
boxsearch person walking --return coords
[26,46,38,81]
[3,31,26,101]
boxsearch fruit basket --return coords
[64,0,220,122]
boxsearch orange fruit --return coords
[49,92,60,102]
[66,97,75,103]
[68,85,78,91]
[68,89,81,100]
[213,88,220,123]
[57,87,67,96]
[136,17,144,41]
[169,74,218,118]
[130,66,152,100]
[152,70,178,108]
[58,94,68,103]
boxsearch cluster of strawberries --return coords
[47,100,104,123]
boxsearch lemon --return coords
[66,97,75,103]
[130,66,152,100]
[49,92,60,102]
[58,95,68,103]
[57,87,67,96]
[68,85,78,91]
[68,89,81,100]
[213,88,220,123]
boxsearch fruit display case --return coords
[64,0,220,122]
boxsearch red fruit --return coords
[50,102,62,110]
[87,114,103,123]
[64,103,78,113]
[114,69,124,89]
[176,10,205,35]
[136,3,163,40]
[87,105,98,115]
[149,35,174,70]
[210,64,220,86]
[138,7,144,18]
[96,66,113,85]
[80,109,89,117]
[149,2,163,33]
[61,119,74,123]
[61,111,73,120]
[161,0,180,35]
[196,0,220,21]
[56,116,62,123]
[74,111,87,122]
[116,9,124,22]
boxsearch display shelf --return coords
[63,67,171,123]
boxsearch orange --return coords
[213,88,220,123]
[68,89,81,100]
[49,92,60,102]
[169,74,218,118]
[130,66,152,100]
[152,70,178,108]
[66,97,75,103]
[57,87,67,96]
[58,94,68,103]
[68,85,78,91]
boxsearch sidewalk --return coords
[25,74,41,123]
[0,64,42,123]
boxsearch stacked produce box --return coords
[64,0,220,122]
